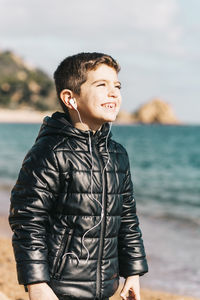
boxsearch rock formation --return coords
[132,99,179,124]
[116,99,180,124]
[115,110,134,124]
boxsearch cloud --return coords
[0,0,184,59]
[0,0,180,36]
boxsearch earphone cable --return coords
[82,121,112,263]
[63,107,112,264]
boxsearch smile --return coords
[101,102,116,110]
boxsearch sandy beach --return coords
[0,108,55,123]
[0,217,199,300]
[0,108,129,124]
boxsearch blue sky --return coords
[0,0,199,123]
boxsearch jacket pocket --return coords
[52,228,74,279]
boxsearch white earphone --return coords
[69,98,77,110]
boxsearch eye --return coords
[97,83,106,87]
[115,85,121,90]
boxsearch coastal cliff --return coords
[116,99,180,124]
[133,99,179,124]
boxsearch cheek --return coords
[92,92,106,105]
[115,96,121,109]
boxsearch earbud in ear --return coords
[69,98,75,105]
[69,98,77,110]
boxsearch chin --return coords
[96,112,118,124]
[104,115,117,122]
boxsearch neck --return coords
[73,121,102,133]
[69,111,102,133]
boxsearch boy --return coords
[9,52,148,300]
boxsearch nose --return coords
[108,85,119,98]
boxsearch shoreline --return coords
[0,108,54,124]
[0,218,199,300]
[0,108,198,125]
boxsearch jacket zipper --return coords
[52,228,73,279]
[92,141,107,299]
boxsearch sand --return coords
[0,108,54,123]
[0,220,199,300]
[0,108,128,124]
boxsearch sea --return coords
[0,122,200,298]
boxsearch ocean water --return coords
[0,122,200,297]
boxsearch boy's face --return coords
[75,64,122,127]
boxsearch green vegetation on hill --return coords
[0,50,59,111]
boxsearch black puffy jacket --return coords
[9,111,148,299]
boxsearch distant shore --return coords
[0,108,133,125]
[0,108,54,123]
[0,217,199,300]
[0,108,199,125]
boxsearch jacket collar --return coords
[40,111,112,144]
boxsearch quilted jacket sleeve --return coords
[118,151,148,278]
[9,140,60,285]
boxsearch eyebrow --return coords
[92,79,121,86]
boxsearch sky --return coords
[0,0,199,123]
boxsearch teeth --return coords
[102,103,115,108]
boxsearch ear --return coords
[60,89,75,109]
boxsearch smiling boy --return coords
[9,52,148,300]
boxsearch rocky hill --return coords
[0,50,58,111]
[116,99,180,124]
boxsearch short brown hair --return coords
[54,52,120,113]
